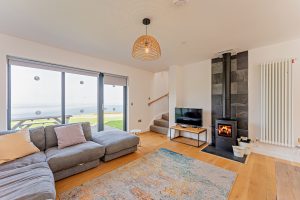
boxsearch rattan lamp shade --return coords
[132,35,161,61]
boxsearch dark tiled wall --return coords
[211,51,248,144]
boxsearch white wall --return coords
[0,33,154,132]
[168,61,211,141]
[149,71,169,124]
[249,39,300,144]
[168,65,183,127]
[181,60,212,141]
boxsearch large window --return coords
[7,56,127,132]
[10,66,61,129]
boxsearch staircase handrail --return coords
[148,93,169,106]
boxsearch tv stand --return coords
[169,125,208,148]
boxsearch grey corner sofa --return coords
[0,122,140,200]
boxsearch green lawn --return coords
[11,113,123,130]
[105,120,123,129]
[103,113,123,130]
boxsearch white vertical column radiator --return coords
[261,59,294,147]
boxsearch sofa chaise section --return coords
[93,130,140,162]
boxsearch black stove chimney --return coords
[222,53,231,119]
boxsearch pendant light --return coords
[132,18,161,61]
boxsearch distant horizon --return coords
[11,104,123,119]
[12,103,123,107]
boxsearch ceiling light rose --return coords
[173,0,189,6]
[132,18,161,61]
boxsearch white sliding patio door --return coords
[103,74,127,131]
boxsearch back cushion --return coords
[0,129,40,164]
[81,122,92,140]
[29,127,46,151]
[44,122,92,149]
[0,127,46,151]
[54,124,87,149]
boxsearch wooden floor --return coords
[275,162,300,200]
[56,132,299,200]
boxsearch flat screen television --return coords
[175,107,203,127]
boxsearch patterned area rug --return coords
[59,148,236,200]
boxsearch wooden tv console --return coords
[169,125,208,148]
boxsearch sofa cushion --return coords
[92,130,139,155]
[55,124,87,149]
[29,127,46,151]
[0,130,40,164]
[45,141,105,172]
[0,162,56,200]
[81,122,92,140]
[45,122,92,149]
[0,126,46,151]
[0,152,46,172]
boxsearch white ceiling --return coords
[0,0,300,72]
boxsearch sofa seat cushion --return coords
[0,152,46,172]
[46,141,105,172]
[92,130,139,155]
[0,162,56,200]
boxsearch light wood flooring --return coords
[56,132,300,200]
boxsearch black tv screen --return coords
[175,108,203,127]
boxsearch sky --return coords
[11,65,123,108]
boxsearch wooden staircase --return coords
[150,113,169,135]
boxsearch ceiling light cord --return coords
[146,25,148,36]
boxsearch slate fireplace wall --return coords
[211,51,248,145]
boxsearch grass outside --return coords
[11,113,123,130]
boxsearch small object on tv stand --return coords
[179,124,188,128]
[178,124,200,129]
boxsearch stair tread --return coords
[154,119,168,122]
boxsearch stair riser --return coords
[150,125,168,135]
[154,120,169,128]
